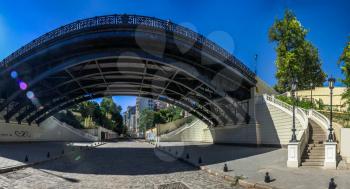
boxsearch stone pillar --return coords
[287,142,300,168]
[324,142,337,169]
[248,87,256,123]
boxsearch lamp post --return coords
[310,82,314,109]
[290,78,298,142]
[328,77,335,142]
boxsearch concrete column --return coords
[287,142,300,168]
[324,142,337,169]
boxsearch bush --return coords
[276,95,316,110]
[54,110,84,129]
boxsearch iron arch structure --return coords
[0,14,256,127]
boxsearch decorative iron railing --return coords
[0,14,255,82]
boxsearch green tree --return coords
[100,97,124,130]
[139,109,155,132]
[100,97,116,116]
[338,37,350,110]
[269,10,326,93]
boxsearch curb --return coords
[0,142,107,174]
[152,144,279,189]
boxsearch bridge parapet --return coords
[0,14,255,84]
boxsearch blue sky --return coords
[0,0,349,112]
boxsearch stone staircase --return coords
[301,119,326,167]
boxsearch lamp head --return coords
[291,78,298,91]
[328,77,335,90]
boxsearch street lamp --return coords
[310,82,314,109]
[290,77,298,142]
[328,77,335,142]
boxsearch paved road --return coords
[0,141,238,189]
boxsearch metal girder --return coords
[29,82,222,125]
[138,60,148,97]
[34,70,232,120]
[34,71,229,120]
[0,14,257,127]
[35,91,215,126]
[16,105,36,124]
[157,70,178,100]
[65,69,91,97]
[3,80,67,121]
[94,60,109,90]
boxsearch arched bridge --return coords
[0,14,256,127]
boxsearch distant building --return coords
[124,106,137,136]
[135,97,172,136]
[154,100,169,111]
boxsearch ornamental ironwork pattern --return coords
[0,14,255,83]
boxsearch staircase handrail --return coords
[308,109,330,132]
[263,94,308,130]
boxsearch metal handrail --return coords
[0,14,255,82]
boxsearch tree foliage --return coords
[139,109,155,132]
[138,106,184,132]
[338,37,350,110]
[66,97,124,132]
[269,10,326,93]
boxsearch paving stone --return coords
[0,141,239,189]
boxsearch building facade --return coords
[286,87,347,111]
[124,106,137,137]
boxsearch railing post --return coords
[324,142,337,169]
[287,142,300,167]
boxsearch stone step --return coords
[302,159,324,162]
[310,136,326,139]
[301,162,324,166]
[310,136,326,138]
[309,140,325,143]
[305,151,325,154]
[302,157,325,161]
[307,150,324,155]
[307,147,325,150]
[307,146,324,149]
[307,153,325,157]
[308,143,325,146]
[308,151,325,154]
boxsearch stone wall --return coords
[0,118,96,142]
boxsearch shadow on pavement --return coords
[31,142,199,175]
[0,141,280,176]
[157,143,280,166]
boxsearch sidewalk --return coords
[0,142,103,172]
[157,142,350,189]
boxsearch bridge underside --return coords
[0,15,256,127]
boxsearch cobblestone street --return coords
[0,141,238,189]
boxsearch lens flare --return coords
[10,71,18,79]
[26,91,35,99]
[19,81,28,90]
